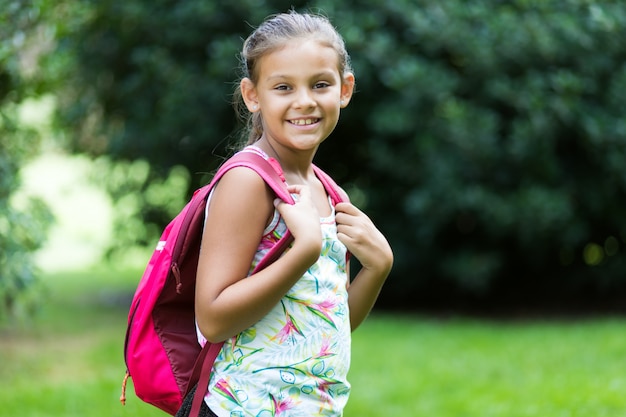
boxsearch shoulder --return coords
[212,165,275,203]
[203,165,276,239]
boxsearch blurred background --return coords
[4,0,626,316]
[2,0,626,415]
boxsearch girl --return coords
[179,11,393,417]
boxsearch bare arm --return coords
[335,202,393,330]
[195,167,322,343]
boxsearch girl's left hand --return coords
[334,202,393,275]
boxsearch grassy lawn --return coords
[2,268,626,417]
[349,315,626,416]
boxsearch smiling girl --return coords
[178,11,393,417]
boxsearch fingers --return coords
[334,203,394,275]
[286,184,312,202]
[335,202,366,244]
[334,201,357,214]
[335,204,388,252]
[334,202,367,232]
[273,184,321,241]
[273,184,312,207]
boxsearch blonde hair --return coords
[233,11,353,146]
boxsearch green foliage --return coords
[0,0,53,322]
[48,0,301,171]
[350,0,626,306]
[90,157,190,260]
[45,0,626,306]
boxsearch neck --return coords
[254,137,316,183]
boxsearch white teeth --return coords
[291,118,317,126]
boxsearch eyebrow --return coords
[266,71,337,81]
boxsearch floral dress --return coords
[198,157,351,417]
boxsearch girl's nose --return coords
[293,89,316,108]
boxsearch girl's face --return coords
[243,39,354,154]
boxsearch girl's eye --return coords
[275,85,290,91]
[314,82,330,89]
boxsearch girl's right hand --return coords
[274,184,323,264]
[196,174,323,343]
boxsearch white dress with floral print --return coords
[198,159,351,417]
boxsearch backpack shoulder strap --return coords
[187,151,295,417]
[213,150,295,270]
[312,164,352,266]
[312,164,350,205]
[195,151,295,205]
[170,151,294,278]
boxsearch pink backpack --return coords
[120,149,349,416]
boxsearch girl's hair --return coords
[234,11,353,146]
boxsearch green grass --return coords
[2,269,626,417]
[347,316,626,416]
[0,268,162,417]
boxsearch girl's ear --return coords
[241,78,259,112]
[340,72,355,108]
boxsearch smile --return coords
[289,118,320,126]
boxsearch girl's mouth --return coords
[289,118,320,126]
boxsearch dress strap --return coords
[243,145,269,159]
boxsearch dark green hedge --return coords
[50,0,626,310]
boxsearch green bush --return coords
[0,0,53,322]
[47,0,626,308]
[350,0,626,307]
